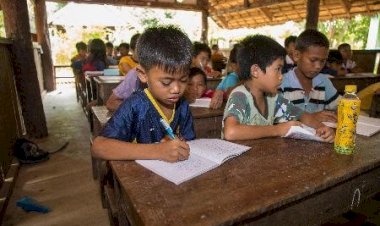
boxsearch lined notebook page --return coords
[189,98,211,108]
[283,125,323,142]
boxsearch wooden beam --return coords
[198,0,208,43]
[49,0,203,11]
[259,7,273,21]
[0,0,48,137]
[341,0,351,17]
[305,0,320,30]
[211,0,289,15]
[35,0,55,92]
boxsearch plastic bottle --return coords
[334,85,361,154]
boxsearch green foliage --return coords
[164,11,174,19]
[318,15,370,49]
[0,12,5,37]
[140,18,161,28]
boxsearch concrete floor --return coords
[3,83,109,226]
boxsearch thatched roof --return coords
[51,0,380,29]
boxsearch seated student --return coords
[184,67,214,103]
[357,82,380,111]
[209,43,242,109]
[92,26,195,162]
[223,35,334,142]
[71,41,87,74]
[115,43,129,61]
[338,43,361,73]
[82,38,109,73]
[118,33,140,76]
[282,35,297,73]
[211,44,227,73]
[105,42,118,65]
[324,50,346,76]
[280,29,340,123]
[191,42,221,78]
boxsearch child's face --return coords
[339,46,352,60]
[120,47,129,56]
[286,42,296,60]
[106,47,113,56]
[79,49,87,57]
[192,51,209,70]
[187,74,207,99]
[294,46,328,79]
[137,66,188,108]
[254,58,284,95]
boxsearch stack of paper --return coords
[189,98,211,108]
[323,115,380,137]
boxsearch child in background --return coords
[82,38,109,73]
[209,43,242,109]
[282,35,297,73]
[191,42,221,78]
[116,43,130,60]
[118,33,141,76]
[105,42,117,65]
[184,67,214,103]
[338,43,361,73]
[325,50,346,76]
[223,35,334,142]
[71,41,87,74]
[92,26,195,162]
[280,29,340,123]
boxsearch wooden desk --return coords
[370,89,380,118]
[207,77,222,90]
[330,73,379,94]
[110,134,380,226]
[94,76,124,105]
[191,106,223,138]
[85,71,103,104]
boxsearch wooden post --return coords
[0,0,48,138]
[35,0,55,91]
[305,0,320,30]
[201,9,208,44]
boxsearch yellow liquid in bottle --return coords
[334,98,360,154]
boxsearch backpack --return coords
[13,138,49,164]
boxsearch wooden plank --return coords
[0,160,19,223]
[306,0,320,29]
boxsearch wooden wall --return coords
[0,38,22,221]
[352,50,380,73]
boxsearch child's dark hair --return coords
[75,41,87,52]
[238,35,286,80]
[105,42,113,48]
[189,67,207,86]
[192,42,211,58]
[136,26,192,74]
[327,50,343,64]
[119,43,130,50]
[296,29,329,52]
[87,38,107,65]
[130,33,141,51]
[229,43,242,64]
[284,36,297,48]
[338,43,351,51]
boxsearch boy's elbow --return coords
[91,136,107,159]
[223,127,236,141]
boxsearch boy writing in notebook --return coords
[92,26,195,162]
[223,35,334,142]
[280,29,340,123]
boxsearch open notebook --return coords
[323,115,380,137]
[136,139,251,185]
[189,98,211,108]
[283,125,323,142]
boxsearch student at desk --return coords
[280,30,340,123]
[222,35,334,142]
[92,26,195,162]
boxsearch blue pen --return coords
[159,118,176,140]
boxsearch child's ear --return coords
[136,65,148,83]
[250,64,260,78]
[293,50,301,63]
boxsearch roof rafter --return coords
[259,7,273,21]
[341,0,351,17]
[211,0,290,15]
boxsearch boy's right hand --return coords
[276,121,302,136]
[158,139,190,162]
[313,111,337,122]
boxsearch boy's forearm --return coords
[300,112,324,129]
[91,136,161,160]
[106,93,123,112]
[224,124,281,140]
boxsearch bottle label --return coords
[334,99,361,154]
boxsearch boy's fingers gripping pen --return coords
[159,118,176,140]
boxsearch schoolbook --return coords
[283,125,323,142]
[323,115,380,137]
[135,139,251,185]
[189,98,211,108]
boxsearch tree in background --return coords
[318,15,370,49]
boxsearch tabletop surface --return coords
[111,133,380,226]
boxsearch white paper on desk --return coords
[323,116,380,137]
[189,98,211,108]
[136,139,251,185]
[283,125,323,142]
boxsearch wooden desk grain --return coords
[94,76,124,105]
[191,106,223,138]
[207,77,222,90]
[110,134,380,226]
[330,73,379,94]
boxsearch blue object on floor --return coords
[16,196,51,213]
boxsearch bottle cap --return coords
[345,85,357,93]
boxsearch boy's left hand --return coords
[315,125,335,143]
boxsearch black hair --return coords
[327,50,343,64]
[238,35,286,80]
[211,44,219,50]
[75,41,87,52]
[105,42,113,48]
[87,38,108,66]
[338,43,351,51]
[136,25,192,75]
[229,43,242,64]
[296,29,329,52]
[284,35,297,48]
[192,42,211,58]
[130,33,141,51]
[189,67,207,86]
[119,43,130,50]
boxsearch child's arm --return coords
[299,112,335,142]
[223,116,302,140]
[92,136,190,162]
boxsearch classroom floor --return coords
[2,80,380,226]
[3,81,109,226]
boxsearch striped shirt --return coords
[280,68,340,113]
